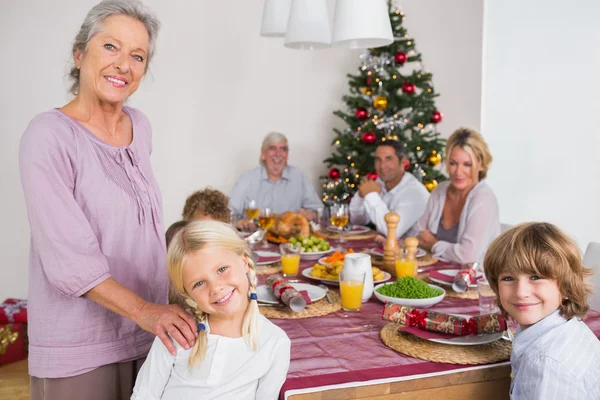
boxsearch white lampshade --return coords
[332,0,393,49]
[260,0,292,37]
[284,0,331,50]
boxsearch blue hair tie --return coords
[250,293,258,301]
[197,323,206,333]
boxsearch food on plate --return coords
[375,276,443,299]
[322,249,354,264]
[289,235,330,253]
[310,264,385,282]
[270,212,311,238]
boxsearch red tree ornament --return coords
[394,51,408,65]
[328,168,341,181]
[432,110,443,123]
[366,172,378,180]
[361,131,376,144]
[365,76,372,86]
[355,107,369,120]
[403,159,410,171]
[402,82,416,94]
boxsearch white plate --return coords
[256,283,327,304]
[426,314,504,345]
[370,247,427,258]
[326,225,370,235]
[373,282,445,308]
[300,248,334,261]
[302,267,392,286]
[428,269,478,289]
[253,251,281,266]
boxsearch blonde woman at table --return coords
[484,223,599,399]
[407,128,500,264]
[132,221,291,400]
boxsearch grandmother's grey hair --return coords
[259,132,288,165]
[68,0,160,95]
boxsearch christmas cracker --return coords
[266,274,306,312]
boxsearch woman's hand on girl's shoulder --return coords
[133,302,198,356]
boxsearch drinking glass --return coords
[339,270,365,311]
[244,199,259,222]
[279,244,301,281]
[330,203,349,244]
[478,278,500,314]
[257,207,274,248]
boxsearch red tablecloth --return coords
[254,238,600,399]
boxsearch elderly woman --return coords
[19,1,196,398]
[230,132,323,231]
[407,128,500,264]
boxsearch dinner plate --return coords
[326,225,370,235]
[256,283,326,304]
[302,267,392,286]
[370,247,427,258]
[253,251,281,266]
[300,248,334,261]
[428,269,478,289]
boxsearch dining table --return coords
[254,235,600,400]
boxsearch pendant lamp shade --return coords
[284,0,331,50]
[332,0,393,49]
[260,0,292,37]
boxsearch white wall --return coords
[0,0,483,298]
[482,0,600,249]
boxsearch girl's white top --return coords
[407,180,501,264]
[131,314,291,400]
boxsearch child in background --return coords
[183,188,231,223]
[484,222,600,399]
[132,221,291,399]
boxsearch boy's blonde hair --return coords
[484,222,593,320]
[167,220,259,366]
[445,127,493,181]
[182,188,231,223]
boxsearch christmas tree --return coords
[322,4,447,205]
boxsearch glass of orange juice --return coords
[395,249,417,278]
[339,270,365,311]
[279,244,301,281]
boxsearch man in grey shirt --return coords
[230,132,323,231]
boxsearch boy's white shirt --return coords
[131,314,291,400]
[509,310,600,399]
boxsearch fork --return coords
[318,284,334,304]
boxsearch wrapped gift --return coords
[0,298,28,324]
[0,323,28,365]
[382,303,506,336]
[266,275,307,312]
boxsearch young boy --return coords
[182,187,231,223]
[484,222,600,399]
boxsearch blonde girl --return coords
[132,221,291,400]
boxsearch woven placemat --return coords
[259,291,342,319]
[255,264,282,276]
[380,322,511,365]
[419,273,479,300]
[316,230,377,241]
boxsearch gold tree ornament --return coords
[373,96,388,110]
[424,179,438,192]
[0,325,19,355]
[426,151,442,166]
[361,87,373,96]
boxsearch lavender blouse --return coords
[19,107,167,378]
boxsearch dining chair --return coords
[583,241,600,312]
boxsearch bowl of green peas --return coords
[373,276,445,308]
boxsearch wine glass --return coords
[330,203,349,245]
[257,207,274,248]
[244,199,259,229]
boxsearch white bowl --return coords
[299,248,334,261]
[373,282,446,308]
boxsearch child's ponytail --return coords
[188,302,208,367]
[242,259,260,351]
